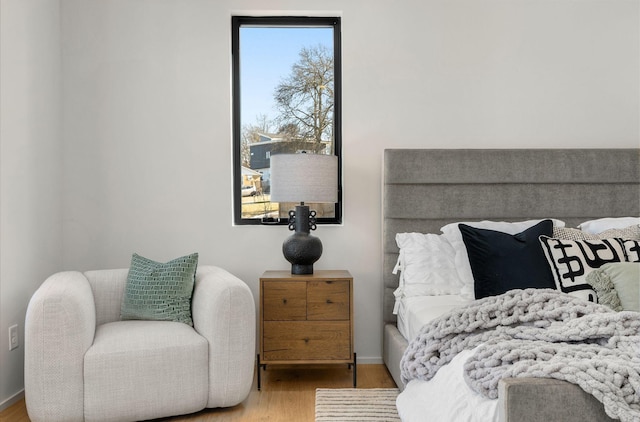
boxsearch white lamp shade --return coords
[270,153,338,203]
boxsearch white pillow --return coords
[578,217,640,234]
[440,219,566,299]
[393,233,463,312]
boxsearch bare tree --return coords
[274,45,334,153]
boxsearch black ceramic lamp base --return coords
[283,204,323,275]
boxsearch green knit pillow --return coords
[586,263,639,312]
[586,266,623,311]
[604,263,639,312]
[121,252,198,326]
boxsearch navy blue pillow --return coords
[460,220,555,299]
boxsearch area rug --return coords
[315,388,401,421]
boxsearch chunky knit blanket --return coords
[400,289,640,422]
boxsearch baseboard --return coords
[0,389,24,412]
[355,356,383,364]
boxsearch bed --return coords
[382,149,640,422]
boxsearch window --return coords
[232,16,342,225]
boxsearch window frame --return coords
[231,16,342,226]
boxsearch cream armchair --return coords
[25,266,255,422]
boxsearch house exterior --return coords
[241,166,262,194]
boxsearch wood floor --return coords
[0,364,397,422]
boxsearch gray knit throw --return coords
[400,288,640,422]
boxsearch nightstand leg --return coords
[257,354,261,391]
[353,352,357,388]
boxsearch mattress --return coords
[396,294,470,342]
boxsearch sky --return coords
[240,26,333,131]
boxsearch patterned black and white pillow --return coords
[621,238,640,262]
[539,236,627,302]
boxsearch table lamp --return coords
[270,153,338,275]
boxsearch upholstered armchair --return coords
[25,265,255,422]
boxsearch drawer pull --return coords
[282,298,287,304]
[326,299,333,304]
[304,338,310,343]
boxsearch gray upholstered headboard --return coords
[382,149,640,325]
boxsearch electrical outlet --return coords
[9,325,18,351]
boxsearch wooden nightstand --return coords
[257,270,355,389]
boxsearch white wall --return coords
[1,0,638,407]
[0,0,63,409]
[61,0,639,363]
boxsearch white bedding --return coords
[397,348,498,422]
[395,295,497,421]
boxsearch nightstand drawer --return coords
[262,321,351,361]
[307,280,349,320]
[263,281,306,321]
